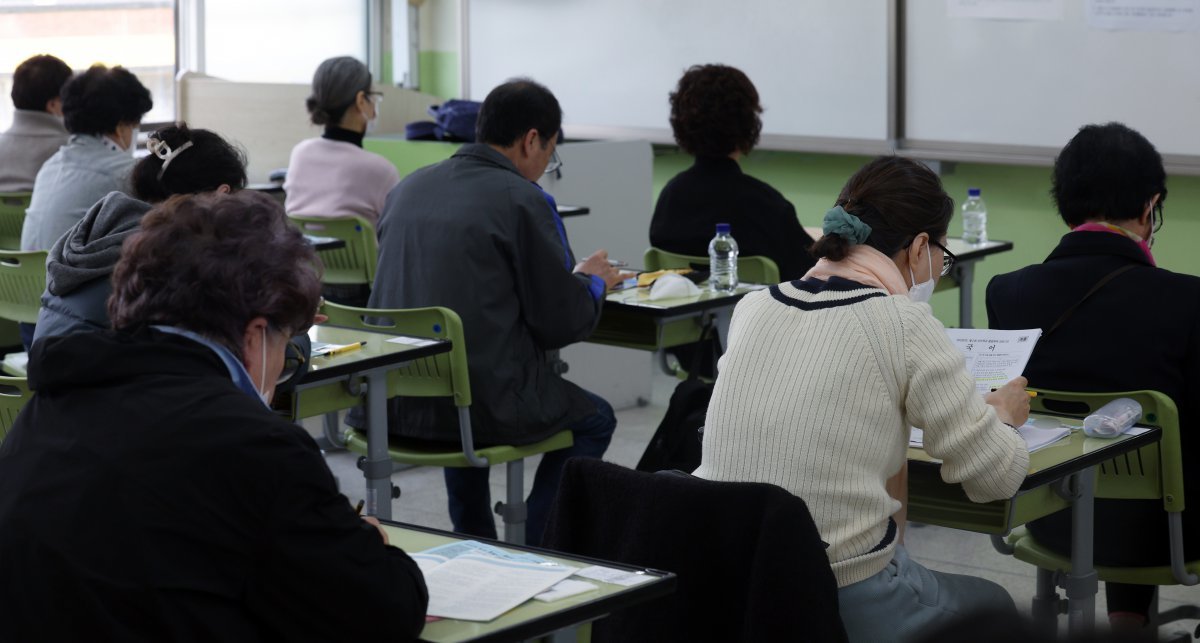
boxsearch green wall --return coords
[653,147,1200,328]
[417,51,459,101]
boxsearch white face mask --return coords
[257,327,271,406]
[360,106,377,134]
[908,245,936,304]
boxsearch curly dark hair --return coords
[109,191,322,358]
[61,64,152,136]
[11,54,72,111]
[1051,122,1167,228]
[131,122,248,203]
[811,156,953,262]
[669,64,762,158]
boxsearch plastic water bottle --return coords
[708,223,739,293]
[962,188,988,244]
[1082,398,1142,438]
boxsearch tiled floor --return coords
[307,371,1200,638]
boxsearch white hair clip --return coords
[146,136,194,180]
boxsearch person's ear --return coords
[45,97,63,117]
[215,184,232,195]
[521,129,541,157]
[908,232,929,271]
[1141,193,1161,226]
[241,316,270,367]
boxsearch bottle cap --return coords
[967,188,981,197]
[716,223,731,234]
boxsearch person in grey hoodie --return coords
[33,123,246,344]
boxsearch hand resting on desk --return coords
[574,249,627,289]
[984,376,1031,428]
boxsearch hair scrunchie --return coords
[822,205,872,245]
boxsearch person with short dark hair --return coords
[694,156,1031,642]
[33,122,248,343]
[0,54,73,192]
[650,64,817,280]
[285,56,400,228]
[0,191,429,642]
[988,122,1200,630]
[21,64,152,252]
[366,78,623,545]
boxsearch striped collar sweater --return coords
[693,277,1029,587]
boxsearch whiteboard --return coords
[465,0,894,153]
[904,1,1200,161]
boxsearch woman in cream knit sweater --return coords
[693,156,1031,642]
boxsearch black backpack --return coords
[636,324,719,473]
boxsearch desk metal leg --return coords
[955,261,976,328]
[363,369,393,520]
[1065,469,1098,636]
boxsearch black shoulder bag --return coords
[636,322,719,473]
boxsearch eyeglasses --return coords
[365,91,383,106]
[931,240,956,277]
[543,148,563,175]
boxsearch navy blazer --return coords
[987,230,1200,564]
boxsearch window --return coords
[0,0,176,131]
[201,0,368,84]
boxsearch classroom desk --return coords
[383,521,676,643]
[587,282,764,353]
[907,422,1161,634]
[278,325,451,519]
[804,228,1013,328]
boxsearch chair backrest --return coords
[642,246,780,284]
[320,301,471,407]
[288,215,378,286]
[0,193,31,250]
[543,458,847,643]
[0,250,47,324]
[1031,389,1182,511]
[0,376,33,444]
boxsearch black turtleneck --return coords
[322,125,364,148]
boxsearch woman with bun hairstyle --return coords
[33,122,247,343]
[284,56,400,228]
[692,156,1032,642]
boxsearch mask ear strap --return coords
[260,327,268,398]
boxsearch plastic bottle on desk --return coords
[1082,398,1142,438]
[962,188,988,244]
[708,223,739,293]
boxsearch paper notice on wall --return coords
[947,0,1065,20]
[1087,0,1200,31]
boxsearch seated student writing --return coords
[650,64,817,281]
[987,122,1200,631]
[34,122,246,342]
[692,156,1031,643]
[0,191,428,642]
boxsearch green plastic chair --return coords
[1003,389,1199,631]
[0,376,32,444]
[643,247,781,285]
[0,250,47,376]
[0,192,31,250]
[287,215,378,287]
[325,302,574,545]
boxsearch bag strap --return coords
[685,321,717,381]
[1044,264,1138,337]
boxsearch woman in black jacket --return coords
[0,191,429,642]
[987,122,1200,630]
[650,64,817,281]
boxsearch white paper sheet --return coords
[944,328,1041,394]
[534,579,599,602]
[386,335,440,347]
[575,565,656,587]
[911,420,1070,453]
[1087,0,1200,31]
[422,554,577,621]
[948,0,1065,20]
